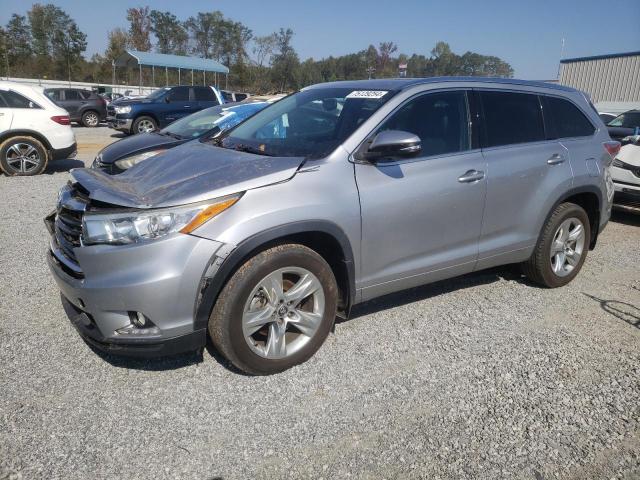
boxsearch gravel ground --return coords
[1,127,639,479]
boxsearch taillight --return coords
[51,115,70,125]
[603,141,621,158]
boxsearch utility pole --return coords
[557,37,565,80]
[111,60,115,86]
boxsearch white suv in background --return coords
[0,81,76,176]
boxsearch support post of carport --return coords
[152,65,155,87]
[225,73,228,90]
[202,71,205,85]
[178,68,181,85]
[165,67,168,86]
[191,69,194,86]
[139,64,142,94]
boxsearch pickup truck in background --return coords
[107,85,225,135]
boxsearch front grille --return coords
[50,183,89,277]
[107,105,116,117]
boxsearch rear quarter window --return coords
[0,90,41,109]
[544,96,595,138]
[480,91,545,147]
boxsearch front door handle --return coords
[458,169,485,183]
[547,153,566,165]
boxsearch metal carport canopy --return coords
[115,50,229,74]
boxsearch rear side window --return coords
[480,91,545,147]
[168,87,189,102]
[0,90,40,109]
[194,86,218,102]
[544,96,595,138]
[64,90,82,100]
[379,90,470,157]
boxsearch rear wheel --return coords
[522,202,590,287]
[0,136,48,176]
[208,244,338,375]
[81,110,100,127]
[132,116,157,134]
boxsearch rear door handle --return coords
[547,153,566,165]
[458,170,485,183]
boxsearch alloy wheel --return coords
[137,119,155,133]
[549,217,586,277]
[84,112,99,126]
[5,143,41,174]
[242,267,325,359]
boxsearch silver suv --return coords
[46,78,616,374]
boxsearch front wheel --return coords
[522,202,590,288]
[132,116,157,134]
[209,244,338,375]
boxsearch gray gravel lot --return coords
[1,127,639,479]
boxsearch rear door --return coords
[59,89,85,119]
[476,90,573,267]
[355,89,487,300]
[0,89,15,132]
[194,86,220,110]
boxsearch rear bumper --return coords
[50,142,77,160]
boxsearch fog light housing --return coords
[116,312,161,336]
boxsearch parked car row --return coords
[43,77,618,375]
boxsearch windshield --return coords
[220,87,396,158]
[163,103,267,139]
[146,87,170,101]
[608,111,640,128]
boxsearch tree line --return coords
[0,4,514,93]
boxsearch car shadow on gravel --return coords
[87,343,204,371]
[611,210,640,227]
[44,158,84,174]
[346,265,528,321]
[583,291,640,329]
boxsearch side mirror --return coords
[164,96,171,103]
[364,130,421,161]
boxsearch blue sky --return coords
[1,0,639,79]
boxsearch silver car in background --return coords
[46,78,616,375]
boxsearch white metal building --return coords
[559,51,640,113]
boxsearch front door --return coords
[355,90,487,301]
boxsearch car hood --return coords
[98,132,185,164]
[71,141,305,208]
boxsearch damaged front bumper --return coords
[46,215,234,357]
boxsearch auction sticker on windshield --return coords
[345,90,388,99]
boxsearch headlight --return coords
[82,194,241,245]
[115,150,165,170]
[115,105,131,114]
[612,158,625,168]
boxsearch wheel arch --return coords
[194,221,356,331]
[0,130,52,153]
[545,186,603,250]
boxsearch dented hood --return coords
[71,141,305,208]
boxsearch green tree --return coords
[149,10,188,55]
[4,14,32,77]
[126,6,152,51]
[185,11,224,59]
[271,28,299,92]
[51,20,87,81]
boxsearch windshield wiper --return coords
[163,131,183,140]
[233,143,274,156]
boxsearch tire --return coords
[132,116,157,134]
[209,244,338,375]
[522,202,590,288]
[0,136,48,176]
[81,110,100,127]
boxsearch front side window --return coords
[45,90,61,101]
[608,111,640,129]
[168,87,189,102]
[376,90,470,157]
[0,90,40,109]
[481,91,545,147]
[545,96,595,138]
[221,87,396,158]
